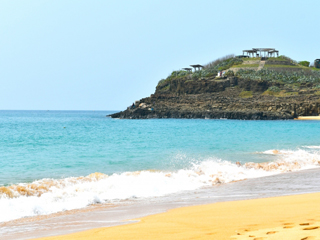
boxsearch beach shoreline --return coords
[2,167,320,240]
[33,192,320,240]
[295,116,320,120]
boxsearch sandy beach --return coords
[33,192,320,240]
[295,116,320,120]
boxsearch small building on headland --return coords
[243,48,279,58]
[217,70,226,77]
[315,59,320,68]
[190,64,204,72]
[182,67,193,73]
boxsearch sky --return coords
[0,0,319,110]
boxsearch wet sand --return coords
[34,192,320,240]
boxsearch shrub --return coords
[268,86,281,92]
[203,55,242,73]
[278,55,297,64]
[192,71,201,79]
[157,79,166,86]
[201,68,217,78]
[239,91,253,98]
[204,54,235,69]
[204,72,215,78]
[298,61,310,67]
[225,70,234,77]
[170,70,189,77]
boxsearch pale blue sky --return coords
[0,0,319,110]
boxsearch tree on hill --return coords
[298,61,310,67]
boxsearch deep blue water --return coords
[1,110,320,186]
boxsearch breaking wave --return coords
[1,147,319,223]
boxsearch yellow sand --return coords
[34,192,320,240]
[295,116,320,120]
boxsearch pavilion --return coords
[243,48,279,58]
[182,67,193,73]
[190,64,204,72]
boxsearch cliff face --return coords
[110,77,320,120]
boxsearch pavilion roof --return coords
[243,49,257,52]
[190,64,204,68]
[252,48,276,51]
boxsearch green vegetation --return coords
[235,69,320,84]
[204,72,216,78]
[262,89,298,97]
[202,55,243,77]
[242,57,260,61]
[281,92,299,97]
[156,53,320,93]
[310,67,320,71]
[157,78,170,87]
[285,83,300,90]
[262,90,279,96]
[268,86,281,92]
[298,61,310,67]
[156,70,189,90]
[277,55,297,64]
[262,86,281,96]
[264,65,303,69]
[157,55,244,89]
[204,54,236,69]
[267,57,285,62]
[224,70,234,77]
[267,56,295,62]
[170,70,189,77]
[161,85,170,91]
[239,91,253,98]
[231,64,259,68]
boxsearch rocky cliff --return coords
[109,57,320,120]
[110,77,320,120]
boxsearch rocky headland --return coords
[110,56,320,120]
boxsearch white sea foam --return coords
[303,145,320,149]
[0,149,319,223]
[260,148,320,167]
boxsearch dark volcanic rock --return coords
[109,77,320,120]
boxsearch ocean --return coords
[1,110,320,225]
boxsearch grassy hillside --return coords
[156,55,320,93]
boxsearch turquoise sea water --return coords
[1,110,320,222]
[1,110,320,186]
